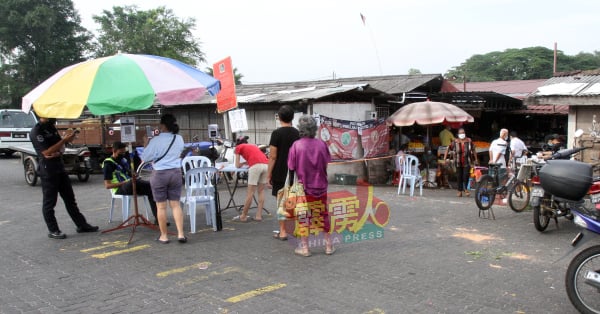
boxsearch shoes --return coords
[464,190,471,197]
[48,231,66,239]
[178,236,188,243]
[155,236,170,244]
[325,246,336,255]
[294,247,312,257]
[76,225,99,233]
[232,215,249,222]
[457,191,462,197]
[251,217,263,222]
[273,233,288,241]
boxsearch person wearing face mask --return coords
[30,116,99,239]
[102,141,159,224]
[489,128,509,168]
[444,128,478,197]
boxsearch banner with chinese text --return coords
[212,56,237,113]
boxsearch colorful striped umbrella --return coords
[22,54,221,119]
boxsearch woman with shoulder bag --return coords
[141,114,186,244]
[444,128,478,197]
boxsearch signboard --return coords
[228,108,248,133]
[212,56,238,113]
[360,119,389,158]
[119,116,136,143]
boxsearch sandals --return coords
[273,233,288,241]
[232,215,249,222]
[325,246,336,255]
[294,247,311,257]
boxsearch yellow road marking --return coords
[177,267,240,286]
[156,262,213,278]
[225,283,287,303]
[364,309,386,314]
[90,245,150,259]
[80,241,129,253]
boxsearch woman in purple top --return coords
[288,115,333,256]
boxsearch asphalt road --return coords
[0,155,585,313]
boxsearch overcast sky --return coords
[72,0,600,84]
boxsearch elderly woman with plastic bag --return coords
[287,115,334,257]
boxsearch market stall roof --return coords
[506,105,569,115]
[524,69,600,106]
[451,79,546,100]
[195,74,443,104]
[430,91,523,111]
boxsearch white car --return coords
[0,109,37,156]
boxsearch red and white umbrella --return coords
[386,100,474,127]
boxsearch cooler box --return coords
[539,160,592,201]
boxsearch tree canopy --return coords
[445,46,600,82]
[0,0,90,107]
[92,6,205,66]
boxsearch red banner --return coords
[361,122,389,158]
[319,124,358,160]
[212,56,237,113]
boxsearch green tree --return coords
[407,68,422,75]
[0,0,90,107]
[205,67,244,86]
[93,6,205,66]
[445,47,600,81]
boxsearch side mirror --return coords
[574,129,584,138]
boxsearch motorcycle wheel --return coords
[77,169,90,182]
[24,159,38,186]
[474,175,496,210]
[508,180,530,212]
[565,245,600,314]
[533,202,550,232]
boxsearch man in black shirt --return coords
[102,141,158,223]
[267,105,300,240]
[30,117,98,239]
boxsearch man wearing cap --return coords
[102,141,159,224]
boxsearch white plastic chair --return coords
[398,154,423,197]
[182,156,211,175]
[180,167,218,233]
[109,189,151,222]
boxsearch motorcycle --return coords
[565,202,600,313]
[531,146,589,232]
[17,144,92,186]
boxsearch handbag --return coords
[276,171,306,218]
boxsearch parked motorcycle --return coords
[18,144,92,186]
[565,203,600,313]
[531,147,590,231]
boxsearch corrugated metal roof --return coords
[451,79,546,99]
[196,74,443,104]
[524,71,600,105]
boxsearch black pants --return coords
[41,172,89,233]
[456,166,471,192]
[116,179,158,220]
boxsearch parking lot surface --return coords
[0,156,582,313]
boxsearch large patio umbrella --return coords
[386,100,474,127]
[22,53,221,118]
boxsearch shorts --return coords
[150,168,183,202]
[247,163,268,185]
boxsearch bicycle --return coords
[474,162,528,218]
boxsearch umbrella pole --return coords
[101,143,160,243]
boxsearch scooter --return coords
[564,200,600,313]
[531,146,589,231]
